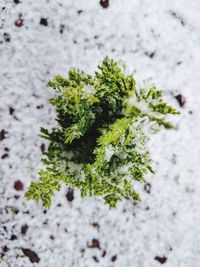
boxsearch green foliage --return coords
[25,57,180,208]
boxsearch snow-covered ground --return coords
[1,0,200,266]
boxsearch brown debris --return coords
[88,239,100,249]
[14,180,24,191]
[22,248,40,263]
[100,0,109,8]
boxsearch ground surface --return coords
[1,0,200,266]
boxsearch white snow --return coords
[1,0,200,266]
[104,144,114,162]
[82,85,95,95]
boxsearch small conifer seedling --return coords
[25,57,180,208]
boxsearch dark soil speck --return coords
[21,224,28,235]
[2,246,9,253]
[100,0,109,8]
[36,104,44,109]
[14,180,24,191]
[66,188,74,202]
[1,253,5,258]
[155,256,167,264]
[144,183,151,194]
[93,256,99,262]
[0,129,7,141]
[88,239,100,249]
[10,234,17,240]
[170,11,185,26]
[40,18,48,26]
[102,250,106,257]
[9,107,15,115]
[3,33,11,42]
[40,143,45,153]
[13,0,21,3]
[1,153,8,159]
[22,248,40,263]
[111,255,117,262]
[145,51,156,58]
[15,18,24,27]
[91,222,100,231]
[77,10,83,14]
[175,94,185,107]
[59,24,65,34]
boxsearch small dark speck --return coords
[36,104,44,109]
[177,61,182,65]
[80,248,85,254]
[13,0,21,3]
[40,18,48,26]
[49,235,55,240]
[100,0,109,8]
[77,10,83,14]
[188,110,193,114]
[91,222,100,231]
[2,246,9,253]
[14,180,24,191]
[170,11,185,26]
[144,183,151,194]
[15,18,24,27]
[93,256,99,263]
[111,255,117,262]
[1,252,5,258]
[66,188,74,202]
[1,154,8,159]
[172,211,176,216]
[10,234,17,240]
[3,33,11,42]
[40,143,45,153]
[4,147,9,152]
[88,239,100,249]
[22,248,40,263]
[175,94,186,107]
[0,129,8,141]
[21,224,28,235]
[102,250,106,257]
[59,24,65,34]
[32,93,39,98]
[145,51,156,58]
[2,7,6,10]
[0,252,5,258]
[154,256,167,264]
[185,186,195,193]
[9,107,15,115]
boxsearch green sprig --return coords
[25,57,180,208]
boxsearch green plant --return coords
[25,57,180,208]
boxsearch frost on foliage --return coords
[25,57,180,209]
